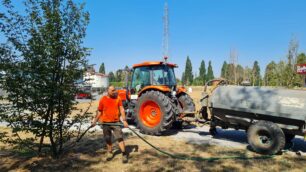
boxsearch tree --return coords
[199,60,206,85]
[183,56,193,85]
[121,65,130,83]
[115,69,123,82]
[225,63,235,84]
[251,61,261,86]
[276,60,287,86]
[0,0,90,158]
[113,66,129,83]
[284,37,299,87]
[236,65,244,85]
[288,37,299,68]
[99,62,105,74]
[244,66,252,83]
[221,61,228,78]
[297,53,306,64]
[206,61,214,81]
[264,61,278,86]
[108,72,115,82]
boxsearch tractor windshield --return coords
[130,65,176,93]
[151,65,176,86]
[131,67,151,92]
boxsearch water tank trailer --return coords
[200,79,306,155]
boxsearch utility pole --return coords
[163,0,169,59]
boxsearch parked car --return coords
[76,86,92,99]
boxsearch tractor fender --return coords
[138,86,171,97]
[176,86,187,96]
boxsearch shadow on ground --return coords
[0,132,137,172]
[1,127,306,172]
[178,126,306,153]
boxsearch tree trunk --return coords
[49,110,58,158]
[38,114,49,154]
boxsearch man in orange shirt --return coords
[91,85,129,163]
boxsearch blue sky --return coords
[2,0,306,78]
[83,0,306,78]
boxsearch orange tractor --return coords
[117,60,195,135]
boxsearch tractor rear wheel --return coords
[135,90,175,135]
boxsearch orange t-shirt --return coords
[98,96,123,122]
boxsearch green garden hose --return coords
[100,122,275,161]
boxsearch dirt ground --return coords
[1,86,306,172]
[1,131,306,172]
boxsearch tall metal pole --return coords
[163,1,169,59]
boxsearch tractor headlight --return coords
[171,91,176,96]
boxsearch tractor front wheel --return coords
[177,93,195,113]
[135,90,175,135]
[172,93,196,129]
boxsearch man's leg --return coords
[113,126,128,163]
[106,142,112,153]
[118,139,126,153]
[103,125,113,161]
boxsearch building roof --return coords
[84,72,108,77]
[95,73,108,77]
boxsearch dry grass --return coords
[188,86,205,111]
[1,86,306,172]
[70,99,99,117]
[1,132,305,172]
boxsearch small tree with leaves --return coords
[183,56,193,85]
[284,37,299,87]
[199,60,206,85]
[221,61,228,79]
[225,63,235,83]
[251,61,261,86]
[0,0,91,158]
[108,71,116,82]
[206,61,214,81]
[236,65,244,85]
[264,61,278,86]
[99,62,105,74]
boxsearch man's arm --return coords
[92,97,104,127]
[91,110,101,127]
[120,106,128,128]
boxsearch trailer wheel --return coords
[247,120,285,155]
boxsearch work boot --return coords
[106,151,113,161]
[122,153,128,163]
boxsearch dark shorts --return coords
[101,124,124,143]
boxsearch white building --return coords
[83,72,109,89]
